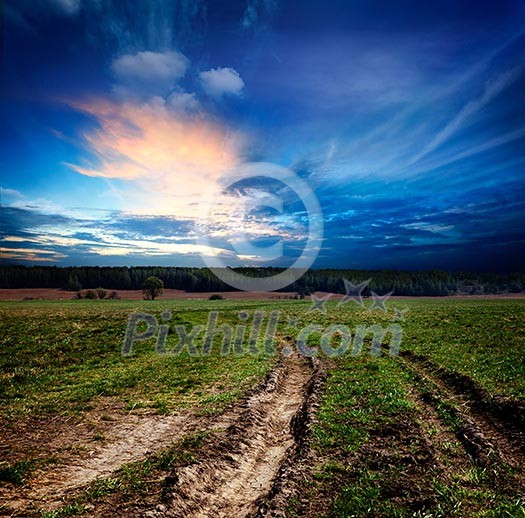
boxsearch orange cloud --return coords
[0,247,66,262]
[67,97,245,216]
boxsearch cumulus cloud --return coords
[112,50,189,98]
[166,90,201,114]
[199,67,245,98]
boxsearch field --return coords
[0,298,524,517]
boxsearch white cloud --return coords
[199,67,245,98]
[112,50,189,97]
[166,90,201,114]
[0,187,24,201]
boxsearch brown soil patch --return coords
[0,357,317,517]
[153,356,314,518]
[0,401,206,513]
[0,289,297,301]
[1,288,524,302]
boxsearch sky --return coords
[1,0,524,271]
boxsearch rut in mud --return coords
[400,352,525,488]
[156,356,315,518]
[401,351,525,434]
[1,356,316,517]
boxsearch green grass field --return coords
[1,298,524,516]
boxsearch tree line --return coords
[0,265,523,296]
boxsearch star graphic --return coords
[392,307,409,322]
[370,290,394,312]
[308,293,332,313]
[338,278,371,307]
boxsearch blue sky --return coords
[1,0,524,271]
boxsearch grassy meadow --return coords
[0,297,524,516]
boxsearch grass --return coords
[41,504,86,518]
[2,299,523,419]
[1,297,524,516]
[301,351,524,516]
[0,458,37,485]
[399,299,525,398]
[0,299,281,419]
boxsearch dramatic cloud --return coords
[199,67,245,98]
[3,0,524,269]
[66,97,245,216]
[112,50,189,97]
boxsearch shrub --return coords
[96,288,107,299]
[208,294,224,300]
[107,291,120,299]
[84,290,97,299]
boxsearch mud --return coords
[154,356,315,518]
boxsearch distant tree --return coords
[67,274,82,292]
[142,276,164,300]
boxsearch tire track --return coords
[400,351,525,487]
[402,351,525,432]
[0,365,280,515]
[153,355,316,518]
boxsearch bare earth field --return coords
[0,289,298,301]
[0,298,524,517]
[1,288,524,301]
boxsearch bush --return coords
[84,290,97,299]
[208,294,224,300]
[107,291,120,299]
[74,291,83,299]
[96,288,107,299]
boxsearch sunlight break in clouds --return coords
[0,247,66,262]
[67,97,245,217]
[63,95,309,261]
